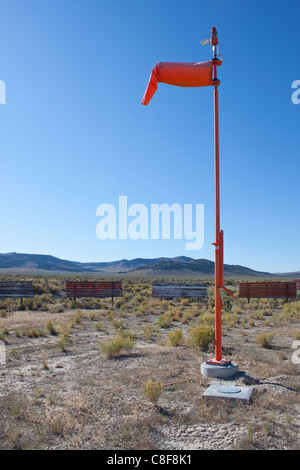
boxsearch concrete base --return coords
[203,384,253,404]
[201,361,239,379]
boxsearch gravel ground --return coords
[0,295,299,450]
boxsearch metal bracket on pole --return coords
[221,285,234,298]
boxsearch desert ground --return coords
[0,275,299,450]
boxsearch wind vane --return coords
[142,28,238,378]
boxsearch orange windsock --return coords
[141,61,213,105]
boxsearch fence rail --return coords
[152,282,208,299]
[239,281,296,301]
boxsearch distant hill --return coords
[0,252,298,279]
[131,258,272,278]
[0,253,86,273]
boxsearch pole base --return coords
[206,358,232,366]
[201,360,238,379]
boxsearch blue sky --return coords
[0,0,299,272]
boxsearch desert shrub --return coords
[57,333,70,352]
[49,304,64,313]
[134,306,146,317]
[143,287,152,297]
[0,330,8,343]
[181,312,193,324]
[56,323,71,351]
[160,300,168,310]
[119,304,127,313]
[262,307,273,316]
[223,312,240,327]
[45,321,57,335]
[72,310,83,325]
[22,294,53,311]
[249,299,260,309]
[118,328,136,340]
[143,324,157,341]
[157,312,172,328]
[68,299,77,309]
[2,298,18,311]
[294,331,300,340]
[32,283,44,293]
[42,355,49,370]
[99,336,134,358]
[90,311,97,321]
[231,305,243,315]
[256,333,274,349]
[189,325,214,351]
[48,282,61,294]
[168,329,184,347]
[198,312,215,326]
[141,380,163,406]
[250,311,264,320]
[0,309,7,318]
[39,293,53,304]
[95,321,104,331]
[22,328,40,338]
[110,317,124,330]
[135,294,144,303]
[281,301,300,321]
[116,298,125,308]
[9,349,20,359]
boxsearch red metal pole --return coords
[204,29,235,372]
[213,70,223,362]
[211,27,224,363]
[200,29,237,377]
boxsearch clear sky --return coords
[0,0,299,272]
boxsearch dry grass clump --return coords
[56,323,71,351]
[143,324,157,340]
[141,380,164,406]
[99,336,134,358]
[223,312,240,327]
[157,312,172,328]
[294,331,300,340]
[167,329,184,347]
[0,309,7,318]
[95,321,104,331]
[109,316,124,331]
[71,310,83,326]
[189,325,215,351]
[280,301,300,322]
[48,304,64,313]
[256,332,274,349]
[22,327,44,338]
[45,320,58,335]
[198,311,215,325]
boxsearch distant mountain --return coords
[131,258,272,278]
[81,257,168,273]
[0,253,85,273]
[0,252,298,278]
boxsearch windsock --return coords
[141,60,213,105]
